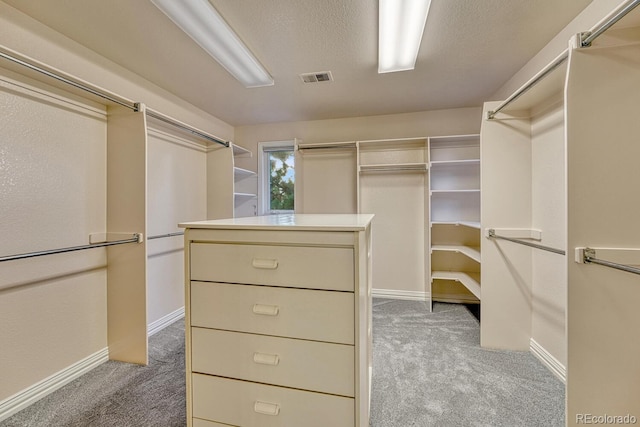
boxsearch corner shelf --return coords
[431,271,481,300]
[429,134,481,305]
[431,245,481,263]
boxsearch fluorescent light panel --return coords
[378,0,432,73]
[151,0,274,88]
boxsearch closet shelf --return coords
[431,271,481,299]
[430,189,480,194]
[234,167,257,179]
[431,221,481,229]
[234,192,257,201]
[431,245,481,263]
[232,144,252,157]
[430,159,480,167]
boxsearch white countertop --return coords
[179,213,374,231]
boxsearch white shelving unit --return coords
[429,135,481,305]
[231,144,257,218]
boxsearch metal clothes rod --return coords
[487,229,565,255]
[297,142,357,150]
[487,49,568,120]
[582,248,640,276]
[0,233,142,263]
[146,109,229,147]
[147,231,185,240]
[0,49,138,112]
[580,0,640,47]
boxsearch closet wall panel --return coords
[146,127,207,327]
[0,70,108,400]
[566,38,640,423]
[480,103,534,351]
[106,105,148,364]
[359,173,426,295]
[295,148,357,214]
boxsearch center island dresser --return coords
[179,214,374,427]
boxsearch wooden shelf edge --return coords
[431,245,481,263]
[431,271,481,299]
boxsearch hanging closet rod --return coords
[0,48,138,112]
[582,248,640,275]
[146,109,229,147]
[147,231,185,240]
[487,49,568,120]
[580,0,640,47]
[487,229,565,255]
[0,233,143,263]
[297,142,357,150]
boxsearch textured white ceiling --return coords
[2,0,593,126]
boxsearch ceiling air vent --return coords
[299,71,333,84]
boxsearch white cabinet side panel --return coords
[480,102,533,350]
[566,43,640,424]
[207,147,233,220]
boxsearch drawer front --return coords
[192,374,354,427]
[191,327,354,397]
[190,243,354,291]
[191,281,354,344]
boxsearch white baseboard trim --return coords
[0,347,109,422]
[148,306,185,337]
[530,338,566,383]
[372,289,429,301]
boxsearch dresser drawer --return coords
[191,281,354,344]
[192,374,354,427]
[190,243,354,291]
[191,327,354,397]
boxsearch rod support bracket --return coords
[583,247,596,263]
[487,229,496,238]
[579,31,593,48]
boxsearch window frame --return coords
[257,140,296,215]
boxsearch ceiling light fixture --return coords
[378,0,432,73]
[150,0,274,88]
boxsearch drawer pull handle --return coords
[253,352,280,366]
[254,400,280,416]
[252,304,280,316]
[252,258,279,269]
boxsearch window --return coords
[258,140,295,215]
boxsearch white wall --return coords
[0,68,108,400]
[491,0,624,101]
[0,1,232,405]
[146,127,207,326]
[531,100,567,367]
[234,107,482,171]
